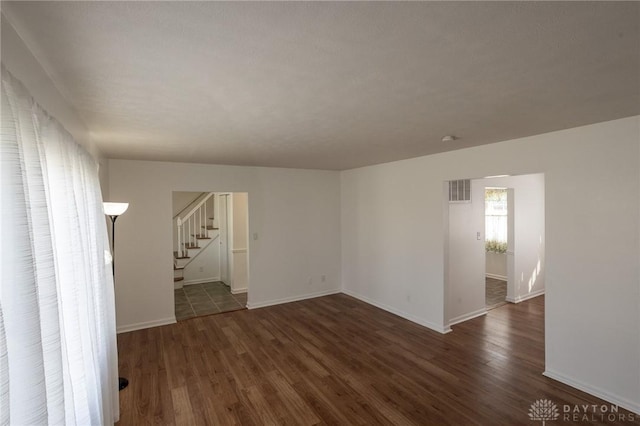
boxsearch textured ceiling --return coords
[3,1,639,170]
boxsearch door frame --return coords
[218,193,232,287]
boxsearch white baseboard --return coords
[231,287,247,294]
[449,308,487,327]
[506,288,545,303]
[485,273,507,281]
[117,317,176,334]
[183,277,220,286]
[543,369,640,415]
[247,288,340,309]
[174,281,183,290]
[342,289,451,334]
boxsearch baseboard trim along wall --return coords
[117,317,177,334]
[231,287,247,294]
[485,273,507,281]
[182,277,221,286]
[543,369,640,415]
[449,308,488,327]
[342,289,451,334]
[247,288,340,309]
[506,288,545,304]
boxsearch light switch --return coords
[477,232,481,240]
[253,232,259,240]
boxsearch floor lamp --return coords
[104,202,130,391]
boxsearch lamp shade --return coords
[103,202,129,216]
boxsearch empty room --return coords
[1,1,639,425]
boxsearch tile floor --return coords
[175,281,247,321]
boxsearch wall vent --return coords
[449,179,471,202]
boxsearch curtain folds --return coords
[0,66,119,425]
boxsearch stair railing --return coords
[176,192,215,257]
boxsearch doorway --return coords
[171,191,249,321]
[219,194,230,285]
[484,187,510,311]
[444,173,545,328]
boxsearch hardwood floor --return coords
[117,294,638,425]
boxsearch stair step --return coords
[173,265,184,270]
[185,245,200,249]
[202,226,219,230]
[175,256,191,260]
[192,234,211,239]
[174,277,184,282]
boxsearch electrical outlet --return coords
[308,277,313,285]
[199,267,203,272]
[321,275,326,282]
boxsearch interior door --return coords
[219,195,229,285]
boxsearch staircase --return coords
[173,192,219,286]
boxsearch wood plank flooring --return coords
[117,294,639,425]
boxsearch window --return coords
[485,188,507,253]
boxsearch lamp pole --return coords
[108,215,117,277]
[104,202,130,392]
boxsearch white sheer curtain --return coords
[0,67,119,424]
[485,189,508,244]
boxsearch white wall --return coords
[486,252,506,279]
[341,116,640,413]
[172,191,202,217]
[232,193,249,248]
[182,233,221,285]
[108,160,341,332]
[2,13,111,200]
[1,13,95,158]
[447,193,485,325]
